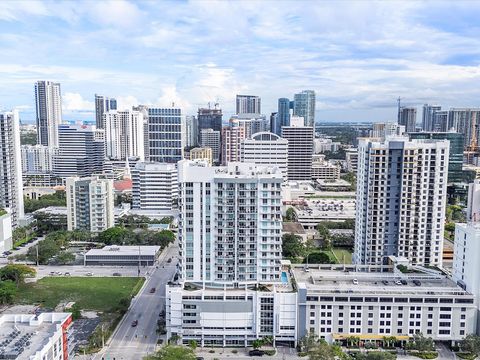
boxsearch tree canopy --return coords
[0,264,36,287]
[144,345,196,360]
[24,191,66,213]
[461,334,480,355]
[282,233,305,259]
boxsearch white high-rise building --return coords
[370,122,405,139]
[200,128,221,163]
[240,132,288,180]
[131,162,178,211]
[281,120,314,181]
[354,137,449,266]
[94,94,117,129]
[66,176,114,233]
[177,160,283,283]
[35,81,62,148]
[21,145,58,173]
[0,111,24,228]
[236,95,261,115]
[104,109,145,161]
[54,125,105,179]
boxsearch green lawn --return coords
[16,277,144,312]
[331,248,353,264]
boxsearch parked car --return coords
[49,271,56,276]
[382,280,388,285]
[401,279,408,285]
[413,279,421,286]
[249,349,265,356]
[167,258,172,263]
[395,280,402,285]
[64,272,71,276]
[86,272,93,276]
[352,279,358,285]
[150,287,156,293]
[112,272,121,277]
[131,320,138,327]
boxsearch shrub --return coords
[264,349,276,356]
[408,351,438,359]
[456,353,477,360]
[298,352,308,357]
[209,349,215,353]
[231,349,238,354]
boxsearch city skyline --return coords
[1,1,480,123]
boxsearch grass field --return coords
[16,277,144,312]
[331,248,353,264]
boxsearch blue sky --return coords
[1,0,480,123]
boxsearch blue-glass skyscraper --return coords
[147,107,183,163]
[275,98,290,135]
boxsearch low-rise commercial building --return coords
[84,245,161,266]
[293,198,356,230]
[311,155,340,181]
[296,264,475,343]
[190,147,213,166]
[0,312,74,360]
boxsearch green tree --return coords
[0,264,36,287]
[252,338,264,349]
[460,334,480,355]
[144,345,196,360]
[299,332,319,352]
[56,251,75,265]
[282,233,305,259]
[0,280,17,304]
[20,131,37,145]
[410,332,434,352]
[188,340,197,350]
[304,251,333,264]
[24,191,66,213]
[97,226,131,245]
[308,340,335,360]
[160,217,173,224]
[285,207,296,222]
[69,303,82,320]
[356,353,396,360]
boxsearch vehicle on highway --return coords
[56,271,62,275]
[150,287,156,293]
[86,272,93,276]
[131,320,138,327]
[413,279,421,286]
[64,272,71,276]
[249,349,265,356]
[112,272,121,277]
[167,258,172,263]
[401,279,408,285]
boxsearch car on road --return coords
[167,258,172,263]
[382,280,388,285]
[352,279,358,285]
[395,280,402,285]
[401,279,408,285]
[112,272,121,277]
[196,357,204,360]
[150,287,156,293]
[413,279,421,286]
[131,320,138,327]
[86,272,93,276]
[64,272,71,276]
[249,349,265,356]
[56,271,62,275]
[49,271,56,276]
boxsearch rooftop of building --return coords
[282,222,305,234]
[0,313,71,360]
[33,206,67,215]
[292,264,471,297]
[113,178,132,192]
[294,198,355,219]
[85,245,161,257]
[315,179,351,187]
[133,162,177,171]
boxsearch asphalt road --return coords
[92,243,179,360]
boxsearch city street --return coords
[91,243,179,360]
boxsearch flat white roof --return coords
[85,245,161,257]
[0,313,71,360]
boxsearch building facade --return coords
[197,107,222,133]
[21,145,58,174]
[448,108,480,147]
[240,132,289,180]
[147,107,183,163]
[221,125,246,164]
[35,81,62,148]
[0,211,12,253]
[354,137,449,266]
[185,115,198,148]
[370,123,405,139]
[311,155,340,181]
[275,98,291,136]
[131,162,178,211]
[281,124,314,181]
[410,131,465,183]
[66,176,114,233]
[190,147,213,166]
[422,104,442,132]
[236,95,261,115]
[0,111,24,228]
[398,107,417,133]
[200,128,221,163]
[104,109,145,161]
[94,94,117,129]
[54,125,105,179]
[293,90,315,127]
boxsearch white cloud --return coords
[62,92,94,112]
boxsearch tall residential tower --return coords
[35,81,62,147]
